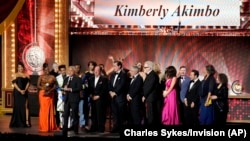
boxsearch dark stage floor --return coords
[0,114,120,141]
[1,114,250,140]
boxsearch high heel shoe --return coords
[26,120,31,128]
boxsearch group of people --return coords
[9,59,229,136]
[175,65,229,126]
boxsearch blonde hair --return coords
[153,62,161,75]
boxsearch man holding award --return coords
[62,66,82,137]
[56,64,73,129]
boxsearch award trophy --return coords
[44,82,50,95]
[231,80,242,94]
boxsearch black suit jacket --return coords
[62,75,82,103]
[128,74,143,100]
[214,84,229,112]
[143,70,160,102]
[185,79,201,106]
[89,75,109,101]
[108,71,128,102]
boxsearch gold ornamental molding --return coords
[0,0,25,34]
[2,23,16,89]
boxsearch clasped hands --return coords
[62,85,72,92]
[126,94,132,101]
[109,91,116,98]
[90,94,100,101]
[19,90,26,95]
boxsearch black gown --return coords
[9,77,29,128]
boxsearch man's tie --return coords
[130,76,135,84]
[181,76,184,84]
[189,80,194,90]
[113,73,119,86]
[67,76,72,85]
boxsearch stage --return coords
[1,113,250,141]
[0,114,120,140]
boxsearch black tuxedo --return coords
[109,71,128,102]
[127,74,143,125]
[108,70,128,132]
[62,75,82,136]
[143,71,160,102]
[183,79,201,125]
[143,70,161,125]
[82,72,94,127]
[88,75,109,132]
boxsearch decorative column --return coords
[55,0,69,65]
[1,23,16,113]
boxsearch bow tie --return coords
[190,80,194,83]
[115,72,119,75]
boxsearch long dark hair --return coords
[43,63,48,69]
[16,62,25,72]
[165,66,177,78]
[218,73,228,86]
[206,64,216,76]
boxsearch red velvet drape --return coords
[17,0,33,62]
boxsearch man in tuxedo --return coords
[74,64,85,130]
[176,66,190,124]
[62,66,82,137]
[142,61,161,125]
[127,65,143,125]
[82,61,97,130]
[109,61,128,132]
[183,69,201,126]
[88,65,109,132]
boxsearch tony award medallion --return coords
[22,43,45,75]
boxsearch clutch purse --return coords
[207,98,212,105]
[205,96,212,106]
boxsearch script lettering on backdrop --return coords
[94,0,240,26]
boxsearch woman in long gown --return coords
[162,66,180,125]
[199,65,217,125]
[37,63,58,132]
[9,62,30,128]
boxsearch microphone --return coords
[178,21,181,33]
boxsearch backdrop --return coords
[70,35,250,94]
